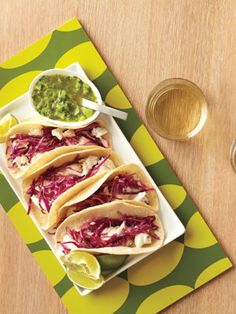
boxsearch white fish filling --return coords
[57,156,115,177]
[51,128,64,140]
[28,128,43,136]
[77,136,90,145]
[101,221,126,240]
[58,163,82,176]
[63,129,75,138]
[13,155,29,167]
[81,156,100,176]
[116,191,148,202]
[92,127,107,138]
[133,192,148,203]
[81,156,115,175]
[134,233,152,248]
[101,222,152,248]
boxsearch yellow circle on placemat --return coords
[130,125,164,166]
[57,19,81,32]
[33,250,65,286]
[128,241,184,285]
[55,42,106,81]
[0,71,41,108]
[62,277,129,314]
[159,184,186,209]
[195,258,232,288]
[136,285,193,314]
[7,202,42,244]
[184,212,217,248]
[1,35,51,69]
[105,85,132,110]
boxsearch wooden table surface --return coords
[0,0,235,313]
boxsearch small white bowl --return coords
[28,68,102,128]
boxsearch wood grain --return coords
[0,0,235,313]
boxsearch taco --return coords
[22,147,121,230]
[55,201,164,255]
[6,120,110,178]
[57,164,159,224]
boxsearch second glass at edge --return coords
[145,78,208,141]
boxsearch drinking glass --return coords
[145,78,208,141]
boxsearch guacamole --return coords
[32,74,96,122]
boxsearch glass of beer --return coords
[145,78,208,141]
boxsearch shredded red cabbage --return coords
[26,155,110,214]
[59,214,159,253]
[7,122,109,168]
[74,174,154,212]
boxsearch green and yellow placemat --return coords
[0,18,232,314]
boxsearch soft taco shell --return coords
[6,119,110,179]
[57,163,159,224]
[22,147,122,230]
[55,201,164,255]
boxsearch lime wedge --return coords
[61,251,101,279]
[97,255,128,271]
[67,269,104,290]
[61,251,105,290]
[0,114,18,143]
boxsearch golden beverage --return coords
[146,78,208,140]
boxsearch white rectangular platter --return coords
[0,63,185,295]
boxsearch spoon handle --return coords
[82,99,128,120]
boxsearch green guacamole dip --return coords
[32,74,96,122]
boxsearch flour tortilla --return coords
[55,201,164,255]
[6,119,110,179]
[57,163,159,224]
[22,147,122,230]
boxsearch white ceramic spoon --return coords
[82,98,128,120]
